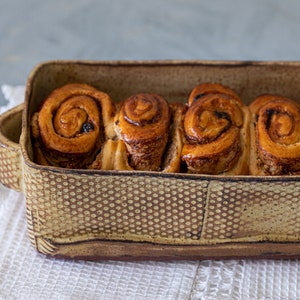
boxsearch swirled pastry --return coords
[114,93,183,172]
[187,82,241,106]
[181,83,250,175]
[249,94,300,175]
[31,83,116,169]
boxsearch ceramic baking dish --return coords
[1,60,300,260]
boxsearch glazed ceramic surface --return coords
[1,60,300,260]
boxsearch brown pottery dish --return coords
[1,60,300,260]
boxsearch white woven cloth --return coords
[0,85,300,300]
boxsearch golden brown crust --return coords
[114,93,171,171]
[161,103,186,173]
[187,82,242,106]
[249,94,300,175]
[32,83,116,169]
[113,103,186,173]
[113,139,133,171]
[182,84,250,175]
[88,139,118,170]
[33,81,300,176]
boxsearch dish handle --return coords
[0,104,24,192]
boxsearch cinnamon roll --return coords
[249,94,300,175]
[187,82,241,106]
[181,83,250,175]
[31,83,116,169]
[114,93,183,172]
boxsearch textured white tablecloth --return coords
[0,85,299,300]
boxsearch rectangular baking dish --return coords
[1,60,300,260]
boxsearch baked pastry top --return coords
[31,82,300,176]
[249,94,300,175]
[181,83,250,175]
[31,83,116,168]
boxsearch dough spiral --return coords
[31,83,116,168]
[181,83,250,175]
[249,94,300,175]
[114,93,172,171]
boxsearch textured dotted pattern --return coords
[0,148,21,191]
[23,159,300,252]
[24,166,209,246]
[202,180,300,243]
